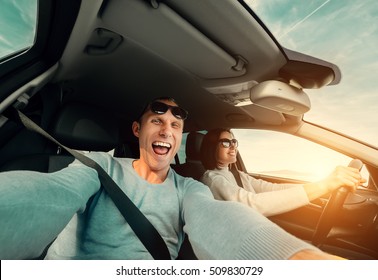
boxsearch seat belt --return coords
[3,107,171,260]
[230,163,244,188]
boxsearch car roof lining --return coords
[1,0,339,139]
[51,0,293,129]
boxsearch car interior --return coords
[0,0,378,260]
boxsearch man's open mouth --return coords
[152,141,171,155]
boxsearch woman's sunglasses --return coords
[218,138,238,148]
[150,101,188,120]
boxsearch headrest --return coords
[185,131,205,161]
[51,103,119,151]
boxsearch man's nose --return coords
[159,124,173,138]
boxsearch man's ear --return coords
[132,121,140,137]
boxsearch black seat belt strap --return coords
[4,107,171,260]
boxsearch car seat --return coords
[170,131,207,260]
[173,131,206,180]
[0,102,119,173]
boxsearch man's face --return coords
[134,100,184,172]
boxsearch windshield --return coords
[247,0,378,146]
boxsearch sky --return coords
[236,0,378,180]
[245,0,378,147]
[0,0,37,58]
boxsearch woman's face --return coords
[216,130,238,168]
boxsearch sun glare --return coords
[233,129,354,182]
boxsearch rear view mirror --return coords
[250,80,310,116]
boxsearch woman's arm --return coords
[245,165,364,202]
[204,173,309,216]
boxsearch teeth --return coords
[153,141,171,148]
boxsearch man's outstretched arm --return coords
[181,180,335,260]
[0,165,100,259]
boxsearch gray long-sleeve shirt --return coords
[0,152,319,259]
[201,167,309,217]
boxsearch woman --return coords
[200,128,365,217]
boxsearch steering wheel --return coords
[312,159,363,246]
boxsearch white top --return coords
[201,167,309,217]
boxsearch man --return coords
[0,97,348,259]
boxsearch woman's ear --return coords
[132,121,140,137]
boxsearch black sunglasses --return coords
[218,138,238,148]
[150,101,188,120]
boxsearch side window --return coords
[0,0,38,61]
[233,129,368,184]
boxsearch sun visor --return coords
[101,0,246,79]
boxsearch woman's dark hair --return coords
[200,128,232,170]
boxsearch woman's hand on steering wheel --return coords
[312,159,365,246]
[320,161,366,193]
